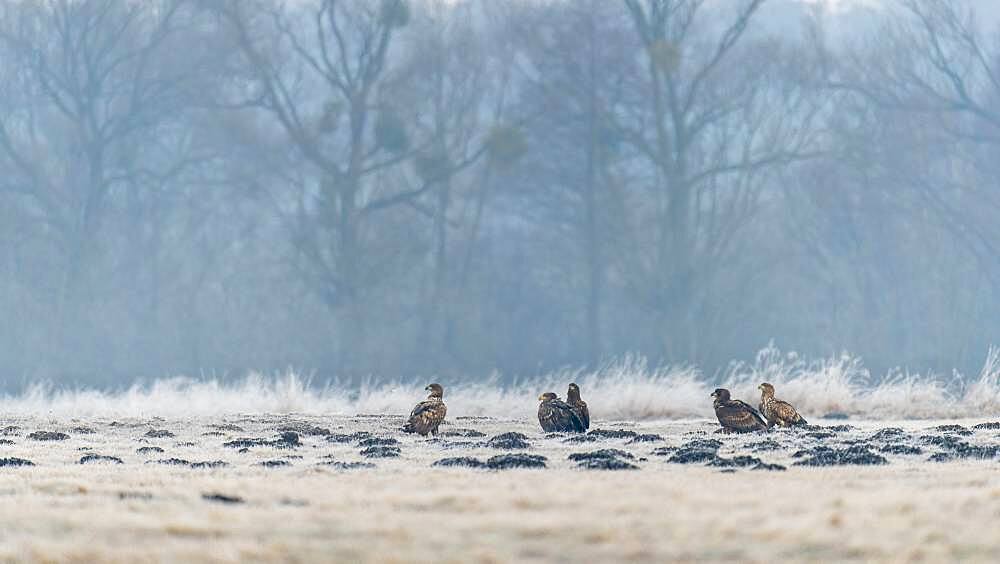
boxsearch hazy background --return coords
[2,0,1000,390]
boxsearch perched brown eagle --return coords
[758,382,807,428]
[402,383,447,436]
[566,383,590,430]
[537,392,586,433]
[711,388,767,433]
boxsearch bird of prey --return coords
[711,388,767,433]
[566,383,590,430]
[403,383,447,436]
[537,392,586,433]
[758,382,808,428]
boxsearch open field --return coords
[1,414,1000,562]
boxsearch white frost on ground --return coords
[1,413,1000,562]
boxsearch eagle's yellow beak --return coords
[537,394,545,401]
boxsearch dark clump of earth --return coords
[664,439,723,464]
[919,435,967,449]
[626,434,664,444]
[72,427,97,434]
[569,449,639,470]
[486,432,530,450]
[822,412,850,420]
[925,441,1000,462]
[118,491,153,501]
[224,438,271,449]
[277,432,300,447]
[576,458,639,470]
[277,423,331,436]
[792,445,888,466]
[433,456,486,468]
[0,457,34,467]
[587,429,638,440]
[321,461,377,470]
[441,429,486,438]
[746,439,781,452]
[191,461,229,469]
[153,458,192,466]
[28,431,69,441]
[202,431,225,437]
[563,434,599,443]
[202,493,244,504]
[1,426,20,436]
[931,424,972,436]
[972,422,1000,431]
[486,454,547,470]
[360,446,401,458]
[144,429,175,439]
[879,444,923,455]
[708,455,763,468]
[823,425,856,433]
[805,431,836,440]
[752,462,787,471]
[136,446,165,455]
[326,432,372,444]
[258,460,292,468]
[0,439,14,446]
[358,437,400,448]
[79,454,123,465]
[209,423,245,432]
[568,449,635,462]
[868,428,906,442]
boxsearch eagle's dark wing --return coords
[716,400,767,432]
[538,400,585,433]
[572,399,590,430]
[403,399,447,435]
[772,399,807,426]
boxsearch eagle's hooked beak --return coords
[538,394,545,401]
[709,392,716,398]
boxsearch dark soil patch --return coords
[79,454,123,465]
[752,462,787,471]
[144,430,175,439]
[441,429,486,438]
[71,427,97,434]
[805,431,835,440]
[664,439,723,464]
[879,444,923,455]
[360,446,401,458]
[587,429,638,440]
[320,461,376,470]
[277,423,331,436]
[152,458,191,466]
[202,493,244,504]
[208,424,245,432]
[931,425,972,436]
[357,437,400,448]
[1,426,20,436]
[433,457,486,468]
[746,439,781,452]
[486,432,530,450]
[792,445,888,466]
[486,454,547,470]
[563,435,599,443]
[576,458,639,470]
[326,432,372,444]
[191,461,229,469]
[258,460,291,468]
[0,457,34,467]
[136,446,165,455]
[626,434,664,444]
[202,431,225,437]
[868,428,906,442]
[708,455,763,468]
[972,422,1000,431]
[28,431,69,441]
[0,439,14,446]
[568,449,635,462]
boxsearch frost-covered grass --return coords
[4,346,1000,420]
[1,414,999,562]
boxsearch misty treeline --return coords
[0,0,997,388]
